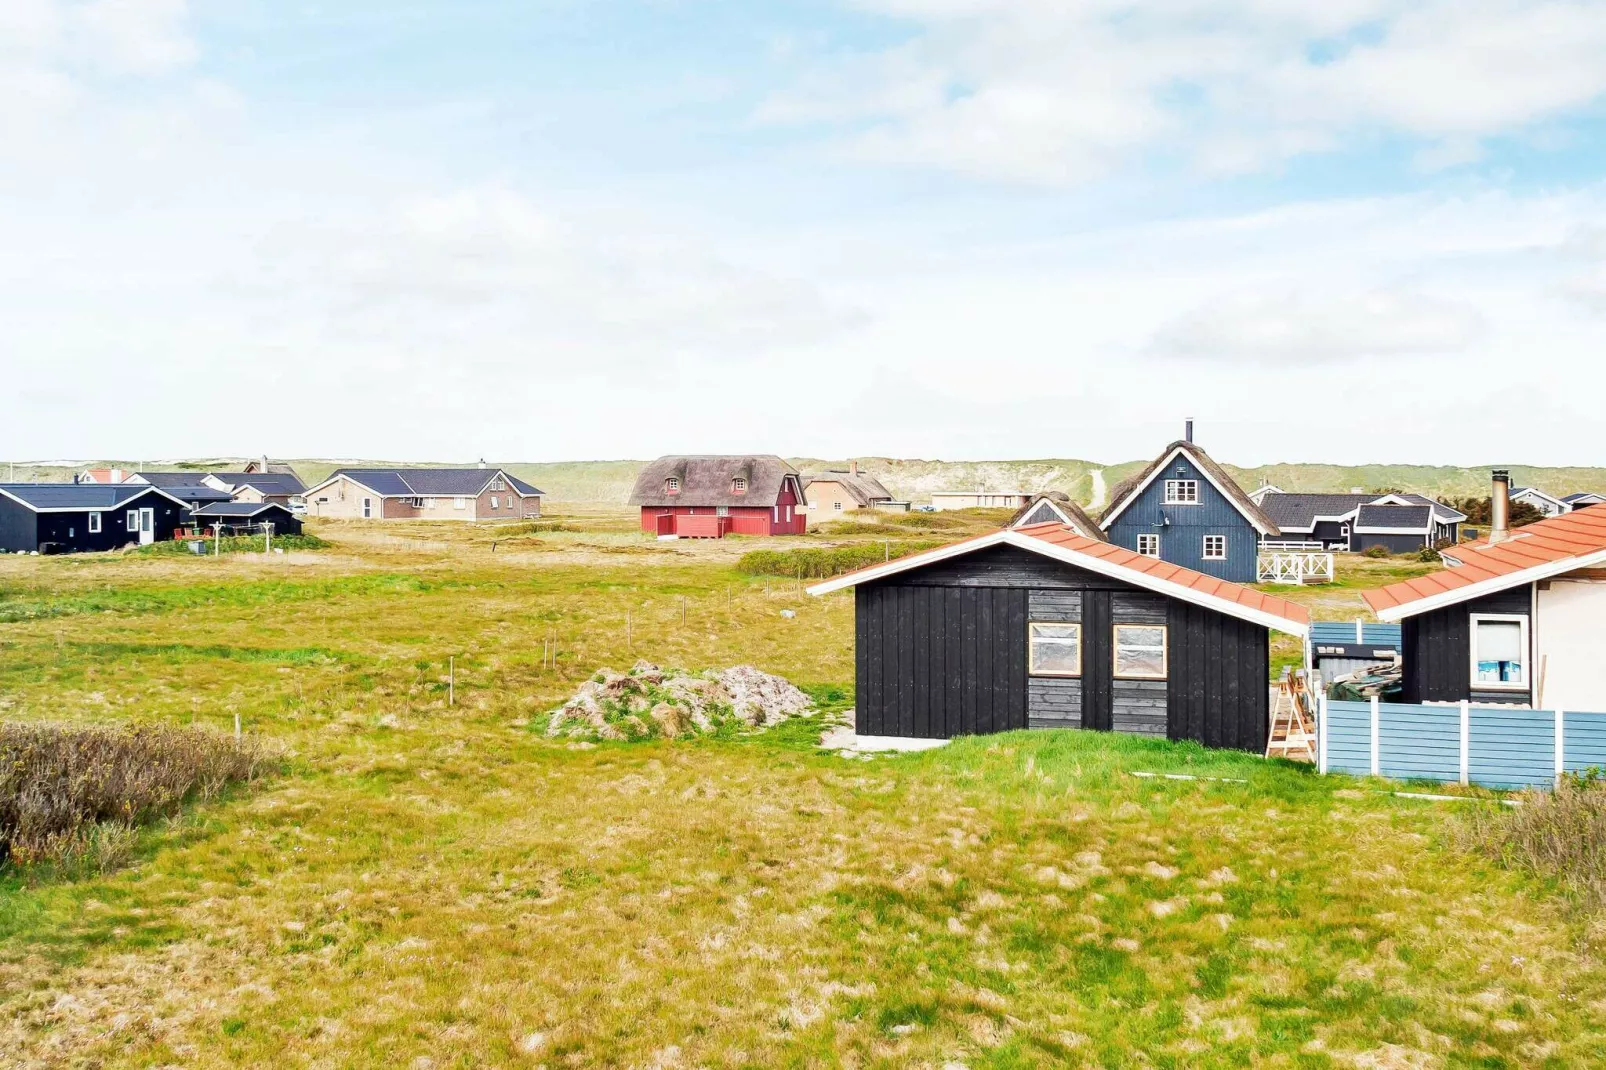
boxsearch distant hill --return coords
[7,456,1605,507]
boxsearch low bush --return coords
[0,722,272,872]
[1461,770,1606,912]
[1362,545,1391,559]
[736,540,945,580]
[137,532,329,557]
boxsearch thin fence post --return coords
[1369,695,1380,777]
[1459,700,1470,786]
[234,709,241,740]
[1556,707,1566,786]
[1317,694,1328,774]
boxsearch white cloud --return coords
[1151,289,1487,364]
[763,0,1606,184]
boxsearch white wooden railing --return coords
[1260,540,1325,552]
[1258,552,1335,585]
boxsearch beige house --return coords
[302,467,542,521]
[929,491,1034,511]
[803,463,905,524]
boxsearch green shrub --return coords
[0,722,272,872]
[736,541,945,580]
[137,533,329,557]
[1362,545,1391,559]
[1461,770,1606,912]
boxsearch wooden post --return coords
[234,709,241,740]
[1369,695,1380,777]
[1317,694,1328,774]
[885,540,890,562]
[1556,707,1566,786]
[449,656,455,707]
[1459,700,1470,786]
[264,522,273,554]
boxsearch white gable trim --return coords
[1511,487,1570,512]
[808,529,1307,635]
[1011,498,1089,534]
[302,473,392,500]
[1099,446,1275,536]
[1375,545,1606,621]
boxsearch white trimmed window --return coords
[1029,622,1082,677]
[490,479,506,491]
[1164,479,1199,504]
[1471,614,1528,690]
[1114,625,1168,679]
[665,476,681,494]
[731,476,747,493]
[1202,534,1227,560]
[88,512,102,533]
[490,496,499,509]
[454,497,467,510]
[362,498,372,518]
[127,510,138,531]
[1136,533,1160,558]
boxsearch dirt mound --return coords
[546,661,814,741]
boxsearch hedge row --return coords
[736,540,945,580]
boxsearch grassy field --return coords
[1,513,1603,1067]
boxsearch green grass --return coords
[0,516,1602,1066]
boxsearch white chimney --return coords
[1491,469,1511,544]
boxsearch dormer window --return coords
[665,477,681,495]
[731,476,748,494]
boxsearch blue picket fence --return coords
[1321,698,1606,790]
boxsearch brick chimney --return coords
[1490,469,1511,544]
[849,460,859,477]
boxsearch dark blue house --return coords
[0,484,190,554]
[1098,431,1277,584]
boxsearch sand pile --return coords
[546,661,813,741]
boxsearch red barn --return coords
[631,456,807,538]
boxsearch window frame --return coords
[665,476,681,495]
[1028,621,1083,678]
[88,512,102,533]
[1113,624,1169,680]
[127,510,138,531]
[1202,534,1227,560]
[361,497,372,519]
[1163,479,1200,505]
[1469,613,1530,692]
[1136,533,1160,558]
[731,476,748,494]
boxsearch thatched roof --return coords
[1100,441,1279,536]
[802,469,895,507]
[630,455,800,508]
[1008,492,1105,540]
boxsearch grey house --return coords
[1255,492,1464,553]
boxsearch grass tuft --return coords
[1461,769,1606,912]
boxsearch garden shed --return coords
[809,523,1309,752]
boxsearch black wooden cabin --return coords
[812,529,1310,752]
[0,485,188,554]
[192,501,304,537]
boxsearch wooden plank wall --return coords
[1401,585,1533,705]
[1111,592,1168,737]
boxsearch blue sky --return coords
[3,1,1606,467]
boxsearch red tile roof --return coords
[1364,506,1606,617]
[1016,523,1310,629]
[811,521,1309,632]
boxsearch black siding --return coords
[852,543,1273,750]
[0,498,38,553]
[1353,532,1429,554]
[13,490,185,554]
[1401,585,1533,704]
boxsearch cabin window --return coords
[716,506,729,517]
[833,501,843,512]
[362,498,372,519]
[88,512,102,533]
[1114,625,1168,679]
[454,497,467,510]
[1028,623,1082,677]
[127,510,138,531]
[1136,533,1160,557]
[1471,614,1528,689]
[491,479,506,491]
[731,477,747,494]
[1164,479,1199,504]
[491,496,499,509]
[426,498,436,509]
[1202,534,1227,560]
[665,477,681,495]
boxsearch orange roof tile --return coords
[1364,506,1606,617]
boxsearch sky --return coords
[3,1,1606,468]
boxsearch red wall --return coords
[639,498,805,537]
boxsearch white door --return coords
[1535,580,1606,710]
[138,508,155,545]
